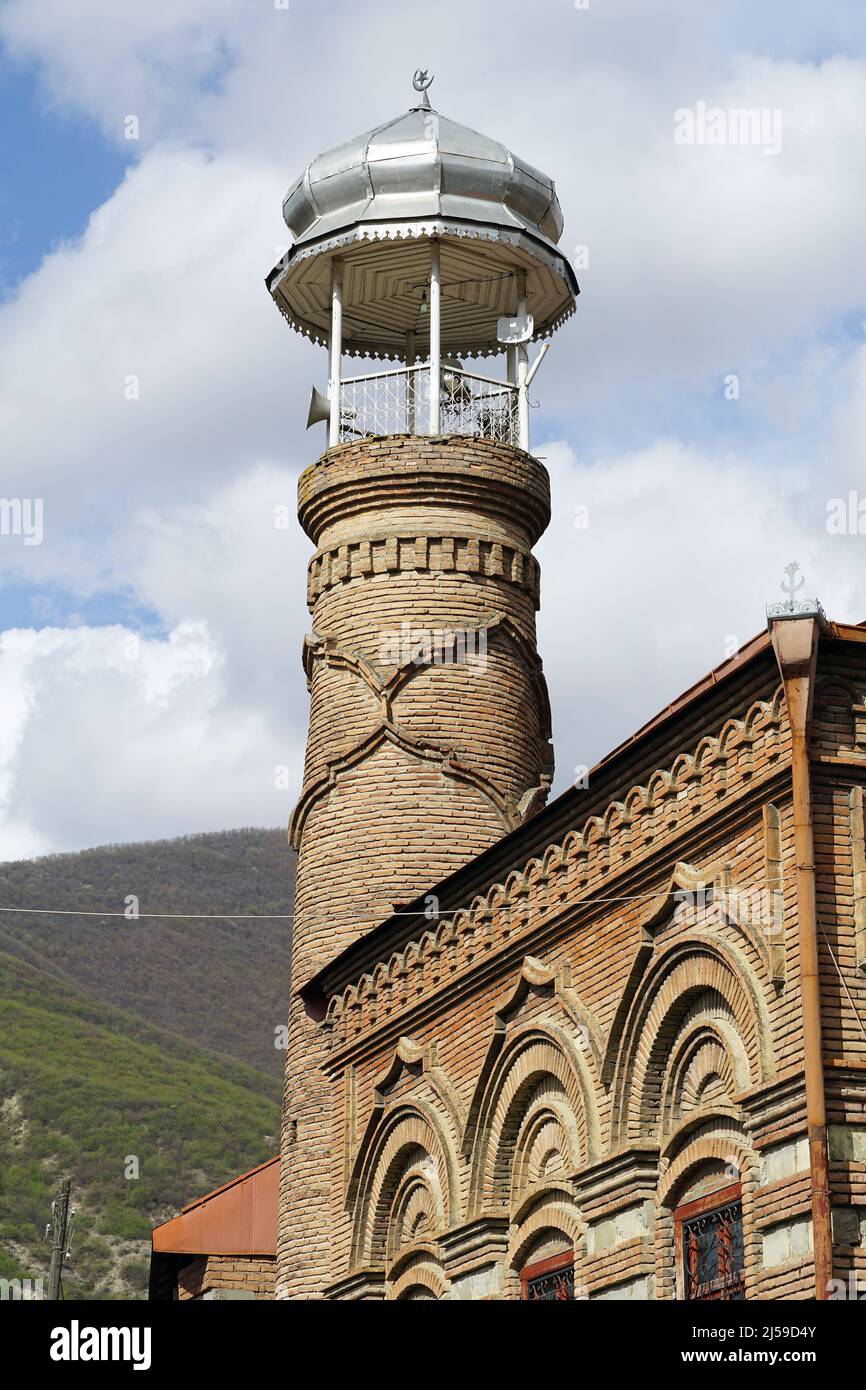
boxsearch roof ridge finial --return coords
[412,68,434,110]
[766,559,825,624]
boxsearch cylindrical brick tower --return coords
[293,432,554,940]
[266,74,577,1297]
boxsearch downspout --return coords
[770,613,832,1299]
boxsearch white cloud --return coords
[0,0,243,142]
[0,619,303,856]
[1,1,866,856]
[539,432,865,789]
[125,462,309,718]
[0,459,314,856]
[0,145,293,576]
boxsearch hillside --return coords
[0,949,280,1299]
[0,828,295,1074]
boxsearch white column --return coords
[406,329,416,435]
[516,271,530,452]
[429,241,441,435]
[328,258,343,448]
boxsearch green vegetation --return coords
[0,950,280,1299]
[0,828,295,1074]
[0,827,295,1299]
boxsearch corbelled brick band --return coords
[276,435,554,1298]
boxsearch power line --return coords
[0,905,296,920]
[0,886,790,923]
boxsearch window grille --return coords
[676,1185,745,1301]
[520,1253,575,1301]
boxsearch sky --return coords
[0,0,865,860]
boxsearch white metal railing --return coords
[338,364,519,447]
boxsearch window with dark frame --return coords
[520,1252,575,1301]
[675,1182,745,1301]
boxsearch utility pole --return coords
[47,1178,71,1301]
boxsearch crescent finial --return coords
[412,69,435,109]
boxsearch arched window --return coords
[674,1180,745,1301]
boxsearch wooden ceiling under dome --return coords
[268,229,576,361]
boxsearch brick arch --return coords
[812,674,865,754]
[658,1016,750,1138]
[388,1169,438,1262]
[466,1026,594,1218]
[814,674,863,706]
[388,1251,451,1301]
[508,1191,585,1290]
[610,940,771,1146]
[658,1131,754,1210]
[510,1093,576,1205]
[349,1105,458,1268]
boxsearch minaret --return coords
[267,73,577,1298]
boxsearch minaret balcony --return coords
[337,363,519,447]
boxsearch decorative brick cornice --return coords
[438,1216,510,1272]
[322,1268,386,1301]
[307,532,541,607]
[572,1146,660,1216]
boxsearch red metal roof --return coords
[152,1155,278,1256]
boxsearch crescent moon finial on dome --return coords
[412,68,434,109]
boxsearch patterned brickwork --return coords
[276,436,554,1298]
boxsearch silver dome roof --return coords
[282,104,564,250]
[267,95,578,359]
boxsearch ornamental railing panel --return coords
[339,365,518,446]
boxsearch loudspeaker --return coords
[305,386,331,429]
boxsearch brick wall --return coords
[177,1255,275,1300]
[305,630,866,1300]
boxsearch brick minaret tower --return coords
[266,73,578,1298]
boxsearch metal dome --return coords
[282,105,564,250]
[267,84,578,359]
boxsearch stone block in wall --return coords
[758,1137,810,1186]
[831,1206,863,1246]
[828,1125,866,1162]
[591,1275,652,1300]
[448,1264,505,1300]
[586,1201,653,1254]
[761,1216,813,1268]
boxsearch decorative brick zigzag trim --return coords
[293,614,555,850]
[304,611,552,743]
